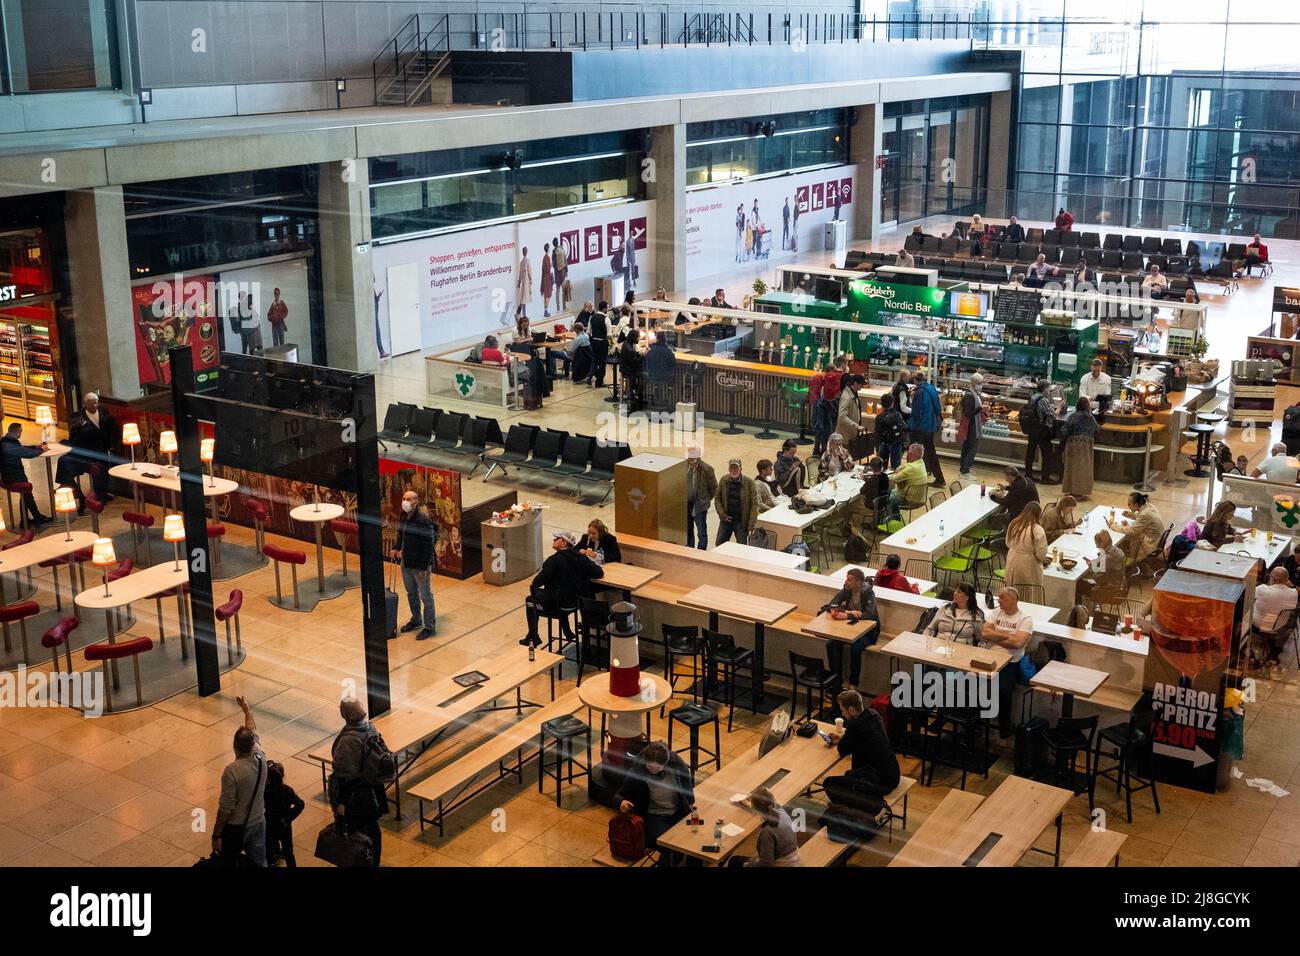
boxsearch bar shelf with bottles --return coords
[0,312,58,419]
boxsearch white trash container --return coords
[675,401,697,432]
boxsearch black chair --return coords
[378,403,415,442]
[1082,248,1102,267]
[997,241,1019,261]
[1161,237,1183,256]
[1016,244,1039,264]
[1121,234,1142,253]
[445,417,491,473]
[1060,231,1080,248]
[903,233,923,252]
[1163,257,1187,276]
[587,441,627,505]
[1121,252,1145,273]
[719,380,747,435]
[1094,708,1161,823]
[482,424,538,479]
[920,235,940,254]
[656,623,704,707]
[983,263,1009,283]
[1100,249,1122,269]
[668,701,721,776]
[538,715,591,806]
[1041,228,1058,245]
[1102,233,1122,251]
[924,703,990,791]
[1040,245,1061,265]
[516,428,564,473]
[940,236,960,256]
[430,411,465,451]
[754,384,781,441]
[1139,235,1160,255]
[576,596,611,686]
[702,628,754,732]
[789,651,838,721]
[404,406,437,445]
[1186,240,1202,261]
[1079,231,1100,249]
[550,434,595,487]
[1042,714,1098,808]
[1146,253,1167,272]
[961,261,984,281]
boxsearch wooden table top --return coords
[801,610,878,644]
[290,502,345,524]
[879,630,1011,675]
[678,584,796,625]
[889,789,985,867]
[108,463,239,497]
[577,672,672,714]
[656,722,844,862]
[714,541,809,570]
[1030,660,1110,698]
[595,563,662,593]
[0,530,98,573]
[892,775,1073,867]
[75,562,190,610]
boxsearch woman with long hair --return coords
[923,581,985,644]
[1005,500,1049,591]
[1060,396,1098,498]
[1200,499,1241,549]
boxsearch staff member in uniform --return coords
[1078,359,1112,415]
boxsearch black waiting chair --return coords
[1121,234,1142,253]
[586,441,628,504]
[444,417,492,474]
[1100,249,1122,269]
[983,263,1009,283]
[1094,708,1161,823]
[903,233,923,252]
[1042,714,1099,808]
[1121,252,1145,273]
[404,406,438,445]
[1016,244,1039,264]
[550,434,595,486]
[1082,248,1102,267]
[921,235,942,253]
[939,236,960,256]
[1141,236,1162,255]
[481,424,538,479]
[1102,233,1123,251]
[1161,237,1183,256]
[430,411,465,451]
[1060,231,1080,248]
[789,651,839,721]
[378,402,415,442]
[1041,228,1058,245]
[701,628,755,732]
[1079,231,1100,249]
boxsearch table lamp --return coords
[122,422,141,470]
[159,430,178,471]
[92,537,116,597]
[200,437,215,488]
[53,486,77,542]
[34,405,53,445]
[163,513,185,572]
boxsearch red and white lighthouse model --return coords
[605,601,646,768]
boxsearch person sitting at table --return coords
[1251,442,1299,483]
[980,586,1035,737]
[1004,501,1049,592]
[1198,499,1242,549]
[1141,264,1169,299]
[521,530,603,647]
[713,458,758,548]
[859,455,890,510]
[818,432,855,480]
[823,689,901,803]
[990,465,1039,526]
[1253,567,1297,667]
[567,322,593,384]
[873,553,920,594]
[1118,492,1166,567]
[730,787,800,867]
[1244,233,1270,276]
[1077,529,1126,604]
[580,518,620,564]
[619,328,645,412]
[615,740,694,850]
[57,392,119,508]
[709,288,734,309]
[755,459,780,505]
[773,438,808,496]
[1040,494,1078,542]
[0,422,50,525]
[923,581,985,645]
[644,330,676,395]
[819,567,880,688]
[885,443,929,521]
[479,334,509,366]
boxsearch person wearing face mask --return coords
[389,490,438,639]
[615,740,695,849]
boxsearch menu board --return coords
[993,289,1043,326]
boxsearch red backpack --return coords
[821,371,844,403]
[608,812,646,861]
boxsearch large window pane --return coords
[2,0,118,92]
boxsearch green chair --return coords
[953,534,995,578]
[932,551,976,590]
[780,382,814,446]
[905,559,939,598]
[873,495,904,537]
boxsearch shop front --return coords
[0,228,66,422]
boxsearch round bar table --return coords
[289,502,346,598]
[34,443,71,512]
[579,672,671,752]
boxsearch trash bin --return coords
[675,401,697,433]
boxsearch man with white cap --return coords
[520,529,604,647]
[57,391,120,508]
[684,445,716,551]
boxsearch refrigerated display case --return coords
[0,302,61,421]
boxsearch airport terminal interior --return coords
[2,0,1300,875]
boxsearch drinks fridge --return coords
[0,300,61,421]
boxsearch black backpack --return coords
[1285,405,1300,434]
[331,728,397,791]
[843,527,869,563]
[1018,397,1047,436]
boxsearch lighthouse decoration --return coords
[605,601,647,768]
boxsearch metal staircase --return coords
[373,14,451,107]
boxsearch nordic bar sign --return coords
[846,279,948,324]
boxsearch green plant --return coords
[1189,337,1208,361]
[752,277,768,297]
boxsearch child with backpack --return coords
[264,760,305,867]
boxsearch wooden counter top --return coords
[672,350,816,378]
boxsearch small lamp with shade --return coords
[159,430,178,473]
[92,537,116,597]
[200,437,215,488]
[53,486,77,542]
[163,513,185,572]
[34,405,53,445]
[122,422,141,470]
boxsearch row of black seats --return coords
[909,255,1199,295]
[948,241,1220,279]
[946,221,1234,261]
[378,403,505,476]
[483,424,631,504]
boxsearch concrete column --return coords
[849,102,882,243]
[318,158,376,373]
[986,89,1013,219]
[646,123,686,295]
[64,186,139,401]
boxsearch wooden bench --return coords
[1065,829,1127,867]
[799,827,856,867]
[409,687,585,835]
[889,788,985,867]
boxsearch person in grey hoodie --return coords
[213,696,267,866]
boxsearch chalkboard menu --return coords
[993,289,1043,326]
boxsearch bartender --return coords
[1078,358,1112,414]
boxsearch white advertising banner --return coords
[371,200,656,354]
[684,165,857,284]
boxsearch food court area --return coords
[0,215,1297,874]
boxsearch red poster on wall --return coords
[607,220,626,254]
[559,229,580,265]
[582,226,603,262]
[795,185,809,213]
[811,182,825,211]
[629,216,647,250]
[131,275,221,387]
[839,177,853,205]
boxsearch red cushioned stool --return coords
[207,522,226,569]
[216,589,243,664]
[155,580,192,660]
[104,559,135,635]
[42,617,79,673]
[70,545,93,594]
[330,518,360,579]
[0,601,39,665]
[86,636,153,709]
[123,511,154,565]
[242,495,269,552]
[1,481,33,530]
[38,554,71,612]
[263,544,307,610]
[2,528,36,595]
[84,494,105,535]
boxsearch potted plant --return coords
[752,277,768,298]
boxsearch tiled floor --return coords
[2,215,1298,868]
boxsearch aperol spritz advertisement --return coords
[1147,569,1244,793]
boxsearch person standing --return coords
[389,489,437,639]
[265,287,288,348]
[835,373,866,459]
[684,445,717,550]
[791,196,801,251]
[1054,207,1074,232]
[373,278,389,359]
[958,372,988,479]
[57,392,119,506]
[1022,379,1059,483]
[833,183,843,222]
[1285,400,1300,456]
[589,300,610,388]
[1060,397,1098,498]
[874,393,906,469]
[1004,501,1049,592]
[540,242,554,317]
[0,422,50,524]
[781,198,791,249]
[1078,359,1112,414]
[515,246,534,318]
[237,292,260,354]
[263,760,304,867]
[624,223,640,293]
[713,458,757,547]
[212,696,267,866]
[908,371,945,487]
[735,204,746,261]
[553,236,569,311]
[329,697,392,867]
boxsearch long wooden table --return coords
[880,629,1011,675]
[655,721,844,864]
[0,529,98,604]
[890,775,1073,867]
[879,484,1000,570]
[75,561,192,685]
[677,584,796,711]
[108,462,238,517]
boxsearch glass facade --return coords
[0,0,119,93]
[368,132,645,239]
[881,95,991,224]
[686,109,850,187]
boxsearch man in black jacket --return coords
[390,489,437,639]
[522,530,603,646]
[0,422,50,525]
[615,740,695,848]
[1004,215,1026,244]
[56,393,119,505]
[823,690,900,803]
[990,465,1040,525]
[1023,379,1059,483]
[589,301,610,388]
[819,568,880,687]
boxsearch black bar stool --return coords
[667,701,721,775]
[780,381,814,445]
[719,380,747,435]
[701,628,754,732]
[576,596,611,687]
[656,623,703,714]
[789,651,839,720]
[754,385,781,440]
[538,715,592,806]
[1094,708,1161,822]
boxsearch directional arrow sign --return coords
[1154,742,1214,768]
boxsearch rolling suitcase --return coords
[385,561,401,639]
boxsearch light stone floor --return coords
[2,217,1299,868]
